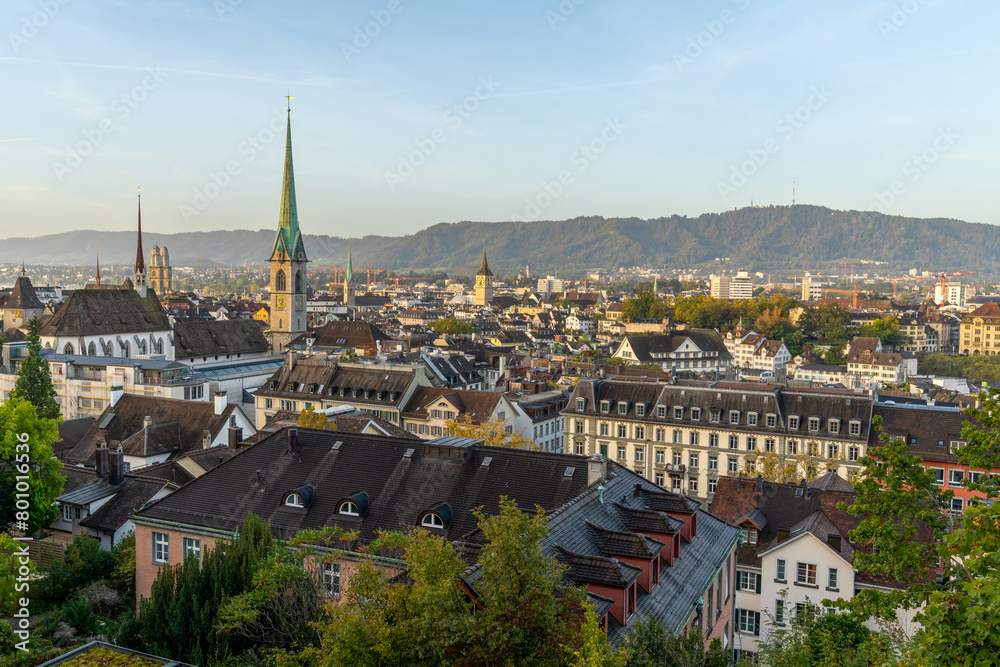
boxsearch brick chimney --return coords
[587,454,607,486]
[109,447,125,486]
[228,427,243,448]
[287,428,299,454]
[202,430,211,450]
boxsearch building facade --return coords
[564,379,873,507]
[959,302,1000,356]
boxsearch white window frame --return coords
[285,492,304,507]
[153,532,169,564]
[183,537,201,561]
[322,561,341,597]
[421,513,445,528]
[339,500,360,516]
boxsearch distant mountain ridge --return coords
[4,206,998,274]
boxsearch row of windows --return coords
[772,559,839,589]
[593,434,861,462]
[59,338,164,357]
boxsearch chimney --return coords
[228,427,243,448]
[202,429,212,450]
[214,390,228,415]
[288,350,297,370]
[109,448,125,486]
[96,446,109,478]
[110,385,125,407]
[288,428,299,454]
[143,415,152,430]
[587,454,607,486]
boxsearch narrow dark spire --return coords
[278,100,298,241]
[477,246,493,277]
[135,187,145,275]
[96,252,101,286]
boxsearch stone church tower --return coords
[149,244,172,296]
[267,103,309,353]
[475,248,494,307]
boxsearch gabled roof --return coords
[39,287,170,337]
[78,477,172,532]
[291,320,393,350]
[69,395,238,464]
[617,330,732,362]
[173,319,269,359]
[585,521,664,559]
[6,275,43,311]
[401,387,504,423]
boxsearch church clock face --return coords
[276,296,286,308]
[476,276,484,287]
[295,296,303,308]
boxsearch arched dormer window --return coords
[338,491,369,518]
[63,343,74,355]
[88,342,96,356]
[284,485,314,509]
[338,501,360,516]
[419,502,452,530]
[275,269,286,292]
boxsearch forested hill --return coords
[4,206,998,274]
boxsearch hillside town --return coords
[2,106,999,666]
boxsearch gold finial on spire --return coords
[285,92,293,116]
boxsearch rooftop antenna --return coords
[792,175,796,206]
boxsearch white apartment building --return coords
[711,271,754,300]
[537,276,566,295]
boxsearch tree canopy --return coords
[11,317,60,421]
[0,396,63,533]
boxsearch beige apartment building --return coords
[563,379,873,507]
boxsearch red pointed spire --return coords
[135,187,145,276]
[96,252,101,285]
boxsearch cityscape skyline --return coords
[2,0,997,240]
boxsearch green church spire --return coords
[271,97,306,261]
[345,238,354,284]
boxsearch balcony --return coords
[666,464,686,474]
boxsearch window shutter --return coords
[735,574,741,591]
[754,612,761,636]
[756,574,761,594]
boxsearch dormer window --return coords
[618,401,629,415]
[600,400,611,413]
[339,501,360,516]
[421,513,445,528]
[828,419,840,435]
[576,398,586,412]
[635,403,646,417]
[656,405,666,418]
[788,415,800,430]
[808,417,821,432]
[691,408,701,421]
[284,492,304,508]
[747,412,758,426]
[673,406,683,419]
[729,411,740,425]
[710,410,720,423]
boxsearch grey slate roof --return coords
[40,286,170,336]
[173,319,269,360]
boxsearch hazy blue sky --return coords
[1,0,994,239]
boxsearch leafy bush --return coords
[62,597,98,637]
[34,536,114,611]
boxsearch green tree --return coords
[430,317,476,335]
[822,345,846,366]
[797,303,850,344]
[298,405,334,430]
[621,289,669,322]
[11,317,60,421]
[840,393,1000,665]
[622,617,728,667]
[853,315,905,347]
[754,594,875,667]
[117,514,276,665]
[0,396,63,534]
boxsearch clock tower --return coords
[475,247,494,307]
[268,100,309,353]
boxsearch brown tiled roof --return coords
[963,302,1000,321]
[871,403,972,464]
[401,387,503,423]
[7,275,43,310]
[255,358,417,408]
[128,460,197,486]
[79,477,172,532]
[289,320,393,350]
[173,319,269,359]
[69,395,235,464]
[39,286,170,336]
[134,428,592,542]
